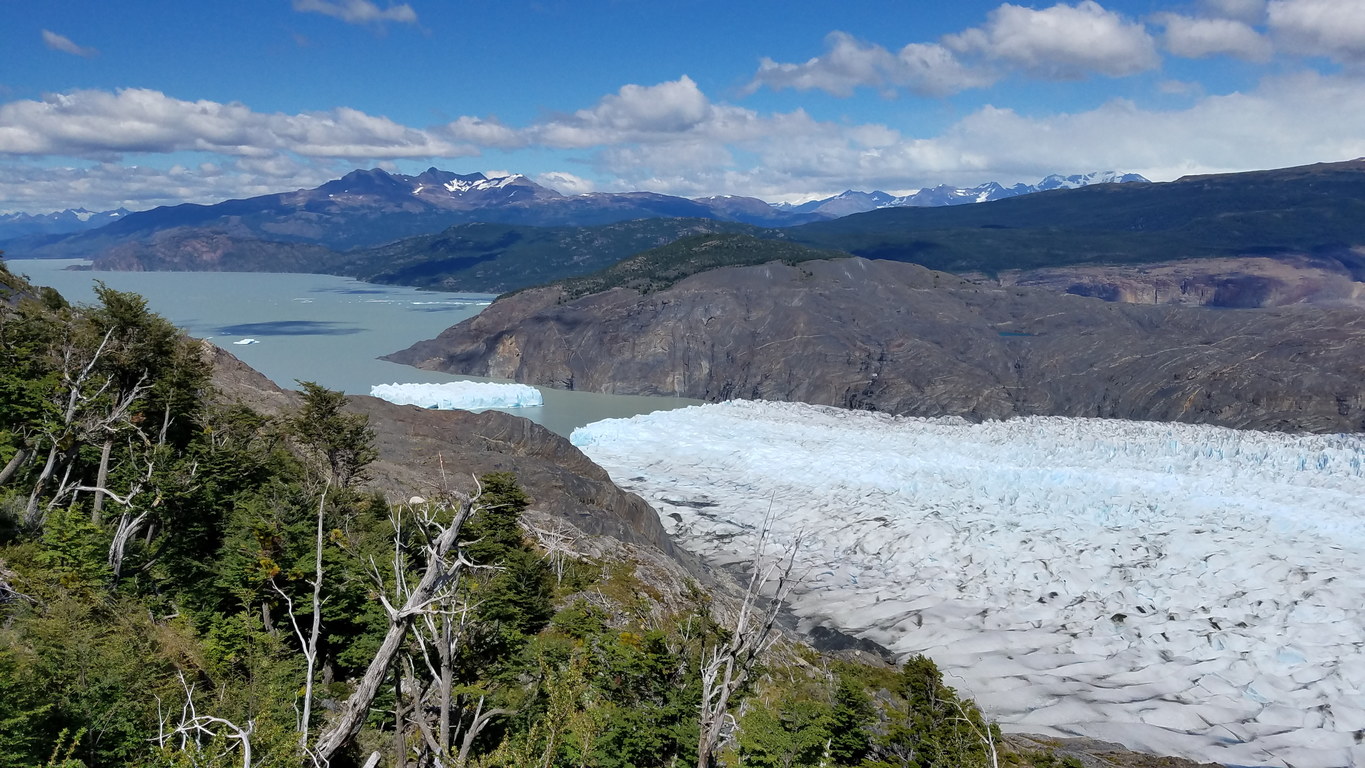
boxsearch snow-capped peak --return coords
[443,174,525,194]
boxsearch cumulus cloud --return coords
[550,71,1365,199]
[291,0,417,25]
[521,76,777,149]
[945,1,1160,79]
[749,2,1158,97]
[442,116,525,149]
[1268,0,1365,63]
[41,30,98,58]
[0,88,469,160]
[749,32,993,97]
[1156,13,1272,60]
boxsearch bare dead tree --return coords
[521,518,584,587]
[156,672,255,768]
[946,688,1000,768]
[696,507,801,768]
[272,482,330,752]
[310,487,482,765]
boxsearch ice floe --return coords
[231,338,259,345]
[571,401,1365,768]
[369,381,543,410]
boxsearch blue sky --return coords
[2,0,1364,212]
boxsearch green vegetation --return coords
[790,162,1365,276]
[337,218,767,294]
[554,234,846,300]
[1,258,1081,766]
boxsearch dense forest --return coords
[0,259,1073,768]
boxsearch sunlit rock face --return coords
[572,401,1365,768]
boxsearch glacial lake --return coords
[5,259,697,436]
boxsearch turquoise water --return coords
[5,259,697,436]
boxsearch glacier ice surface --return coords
[571,401,1365,768]
[370,381,543,410]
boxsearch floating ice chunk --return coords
[369,382,543,410]
[232,338,259,345]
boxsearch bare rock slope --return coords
[388,257,1365,433]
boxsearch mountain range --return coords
[772,171,1149,218]
[0,207,133,251]
[0,168,1148,257]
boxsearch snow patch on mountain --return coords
[778,171,1149,218]
[443,174,525,194]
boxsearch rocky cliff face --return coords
[982,251,1365,309]
[387,257,1365,433]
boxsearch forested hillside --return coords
[0,259,1087,768]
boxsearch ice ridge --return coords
[571,401,1365,768]
[369,381,543,410]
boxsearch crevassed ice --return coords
[370,381,543,410]
[571,401,1365,768]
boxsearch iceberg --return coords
[369,381,543,410]
[572,401,1365,768]
[232,338,259,345]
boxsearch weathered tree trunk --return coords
[24,444,61,525]
[91,439,113,523]
[108,510,149,579]
[456,698,511,767]
[299,485,328,751]
[0,446,28,486]
[312,497,475,765]
[394,668,408,768]
[439,615,453,753]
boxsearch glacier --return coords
[369,381,543,410]
[571,401,1365,768]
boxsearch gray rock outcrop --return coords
[387,257,1365,433]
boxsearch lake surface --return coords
[5,259,697,436]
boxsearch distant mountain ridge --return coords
[7,166,1148,259]
[776,171,1149,218]
[0,207,132,248]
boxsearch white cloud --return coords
[41,30,98,58]
[525,76,768,149]
[6,64,1365,211]
[291,0,417,25]
[749,2,1159,97]
[1156,13,1273,60]
[442,116,525,149]
[0,157,346,214]
[559,71,1365,199]
[0,89,470,160]
[945,2,1160,79]
[750,32,902,97]
[748,32,994,98]
[1268,0,1365,63]
[532,171,594,194]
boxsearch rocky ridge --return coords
[387,256,1365,433]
